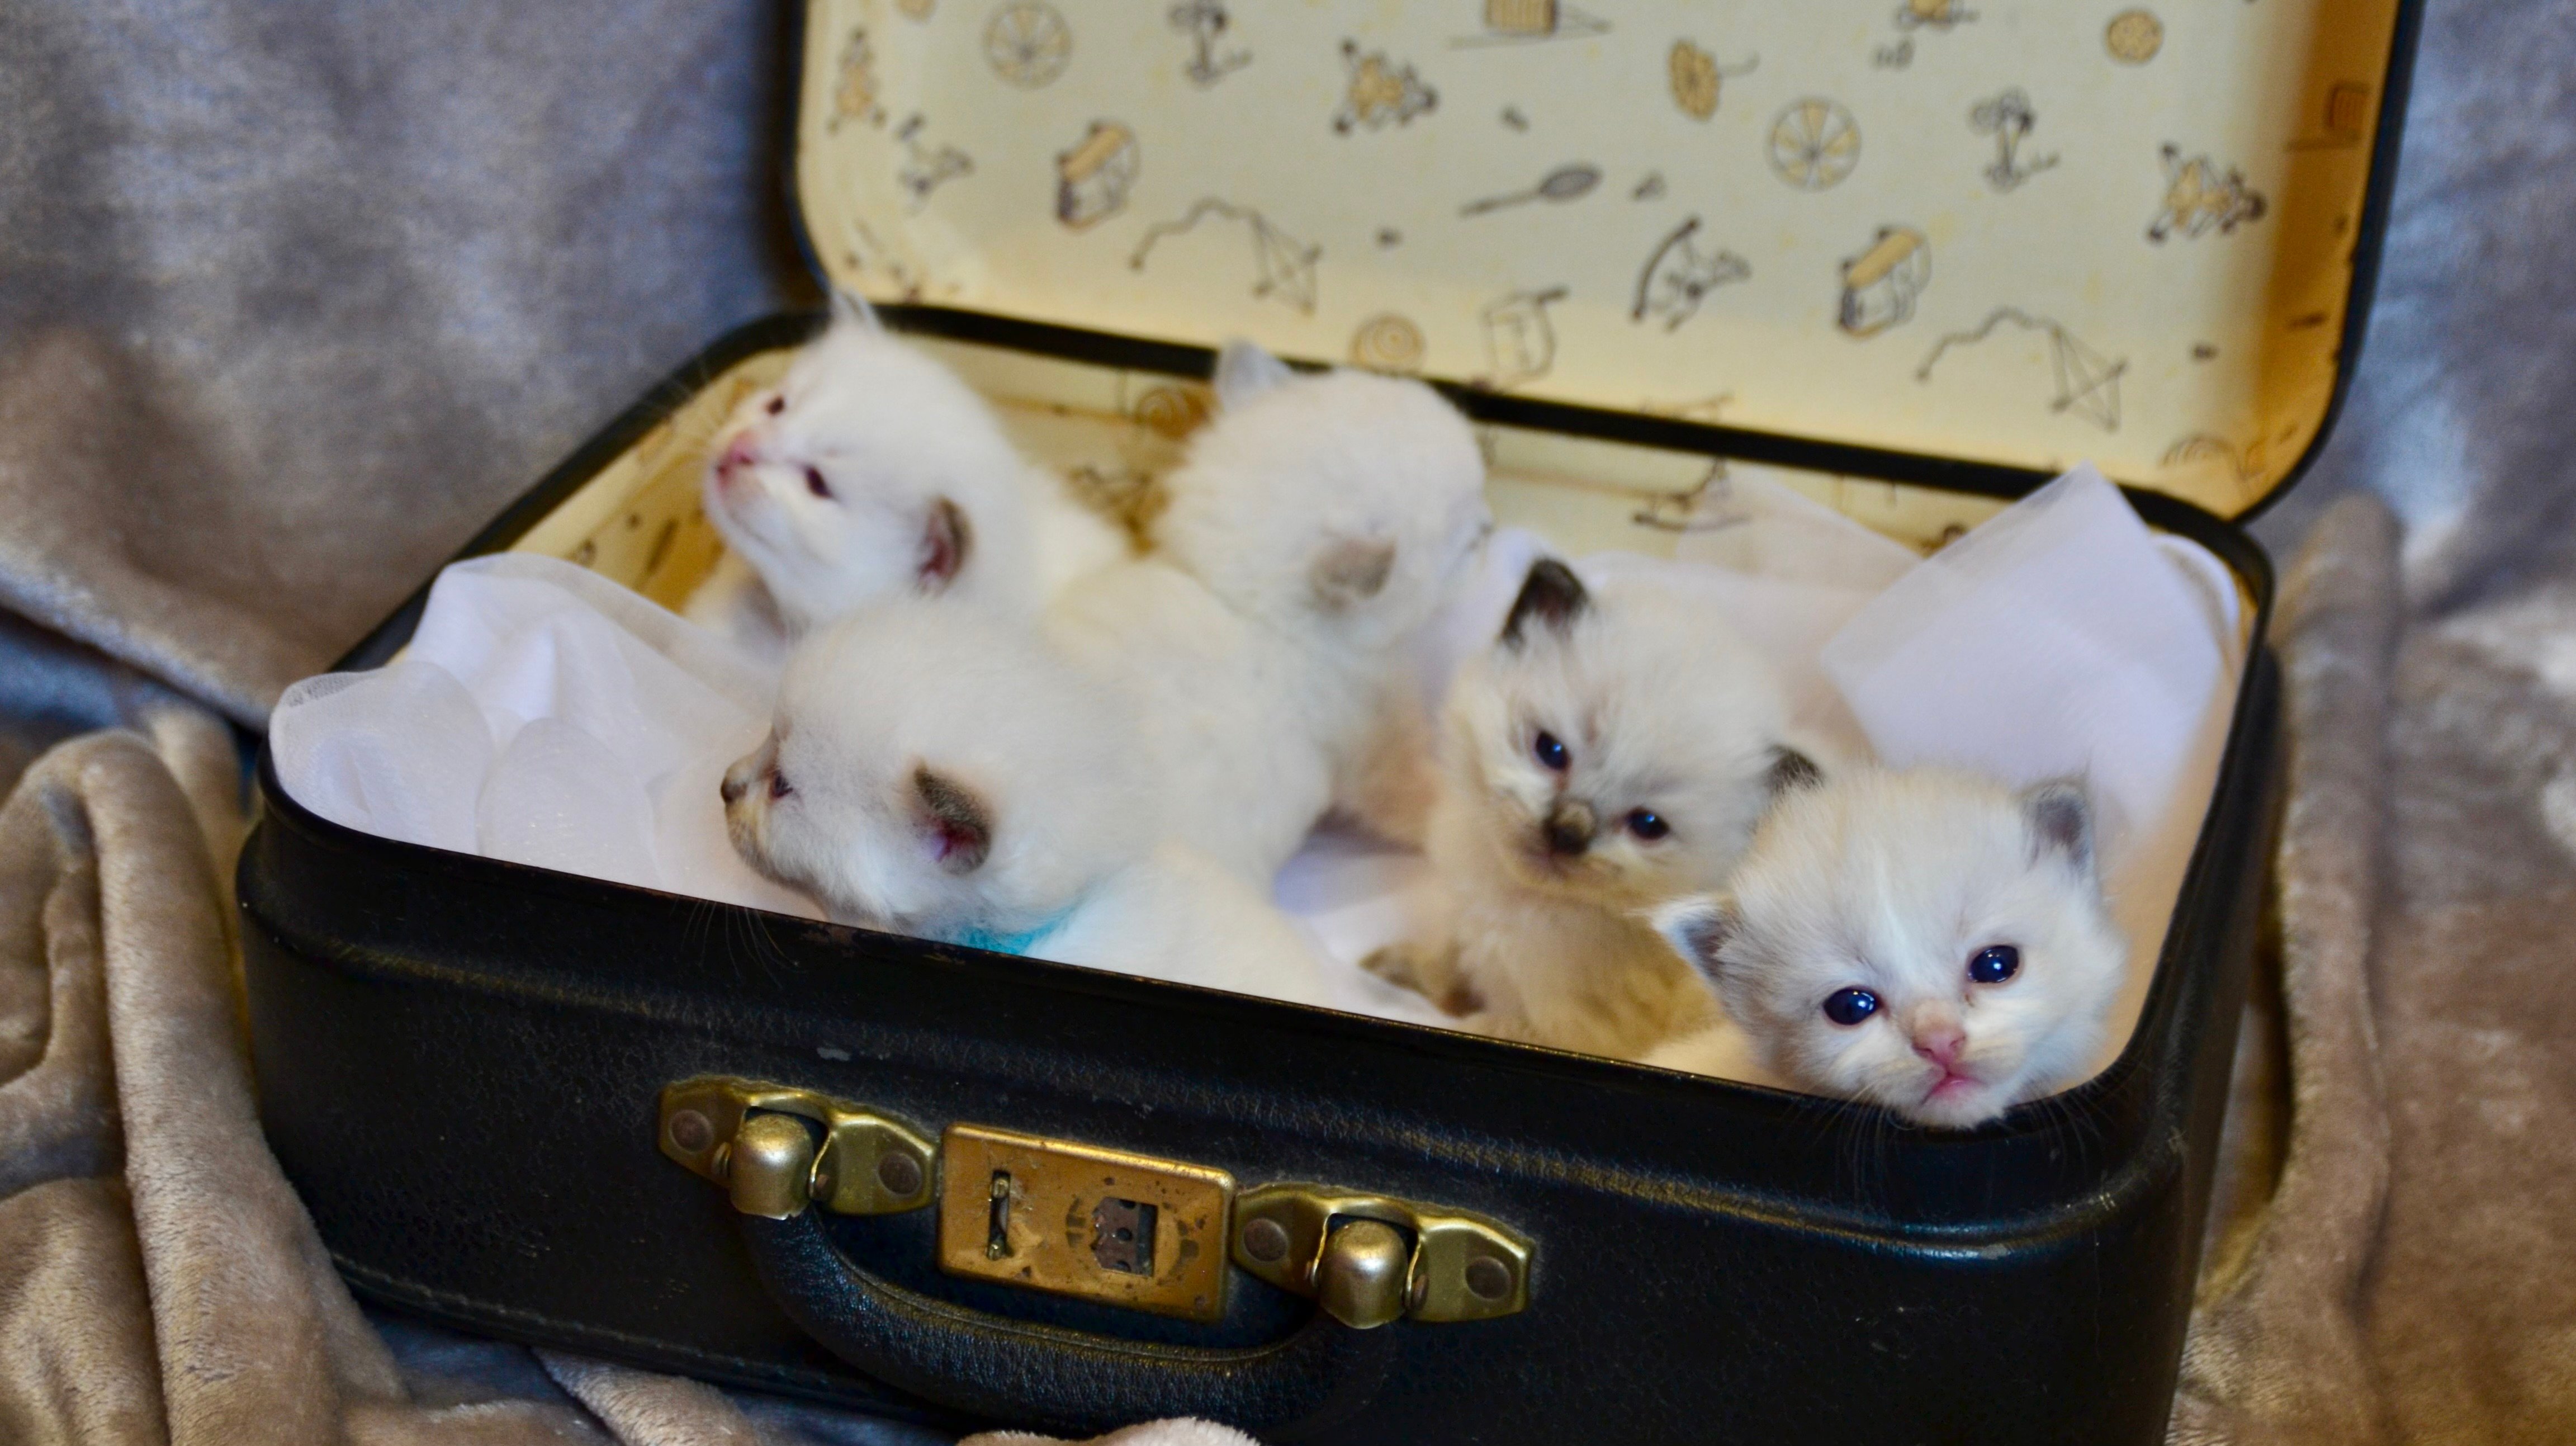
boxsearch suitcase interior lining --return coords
[794,0,2408,519]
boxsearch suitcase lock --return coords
[659,1079,1531,1329]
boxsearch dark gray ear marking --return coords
[913,765,991,873]
[1499,558,1588,647]
[1651,896,1739,981]
[1765,747,1823,797]
[1311,536,1397,610]
[918,498,972,591]
[2023,779,2094,873]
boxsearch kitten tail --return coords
[830,287,884,333]
[1212,339,1298,410]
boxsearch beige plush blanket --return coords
[1,493,2565,1445]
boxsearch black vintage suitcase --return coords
[239,3,2422,1440]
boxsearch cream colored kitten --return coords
[1647,765,2127,1129]
[688,293,1125,638]
[1045,342,1489,881]
[721,601,1326,1006]
[1365,558,1816,1058]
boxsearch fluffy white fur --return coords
[1046,558,1335,885]
[721,601,1326,1006]
[1365,559,1810,1058]
[1647,765,2128,1129]
[1045,342,1489,881]
[689,294,1126,637]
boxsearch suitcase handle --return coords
[739,1207,1398,1439]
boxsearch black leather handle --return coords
[739,1210,1398,1439]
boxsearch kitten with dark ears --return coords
[1647,765,2128,1129]
[686,292,1126,640]
[721,601,1327,1005]
[1365,558,1817,1058]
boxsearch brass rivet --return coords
[1243,1217,1290,1263]
[668,1109,713,1154]
[877,1151,924,1197]
[1464,1254,1512,1301]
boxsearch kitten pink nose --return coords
[716,434,762,481]
[1911,1026,1966,1069]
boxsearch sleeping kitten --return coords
[1646,765,2128,1129]
[689,292,1126,637]
[1043,341,1489,881]
[1364,559,1817,1058]
[720,600,1327,1006]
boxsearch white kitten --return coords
[1365,559,1816,1058]
[1647,765,2128,1130]
[692,294,1126,636]
[721,601,1326,1006]
[1045,342,1489,880]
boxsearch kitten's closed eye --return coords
[1822,986,1879,1026]
[767,769,792,800]
[1968,944,2019,983]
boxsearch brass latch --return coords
[1231,1184,1532,1326]
[657,1078,936,1218]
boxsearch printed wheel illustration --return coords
[1768,98,1860,191]
[1133,384,1209,440]
[2104,9,2163,64]
[1349,313,1427,372]
[984,1,1072,88]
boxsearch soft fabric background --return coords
[0,1,2570,1443]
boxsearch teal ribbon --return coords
[946,908,1078,958]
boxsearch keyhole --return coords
[1089,1197,1158,1277]
[986,1171,1014,1260]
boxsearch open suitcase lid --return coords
[792,1,2416,521]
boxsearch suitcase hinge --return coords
[657,1077,936,1219]
[1232,1183,1532,1325]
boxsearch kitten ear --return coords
[1310,536,1397,610]
[1499,557,1589,648]
[1765,746,1824,797]
[2022,778,2095,875]
[830,288,885,333]
[917,498,972,592]
[1650,894,1739,981]
[912,765,991,873]
[1213,339,1296,410]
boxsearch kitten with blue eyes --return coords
[686,291,1127,641]
[1045,341,1490,882]
[1362,558,1817,1058]
[719,601,1328,1006]
[1646,765,2128,1129]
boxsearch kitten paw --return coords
[1363,943,1480,1015]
